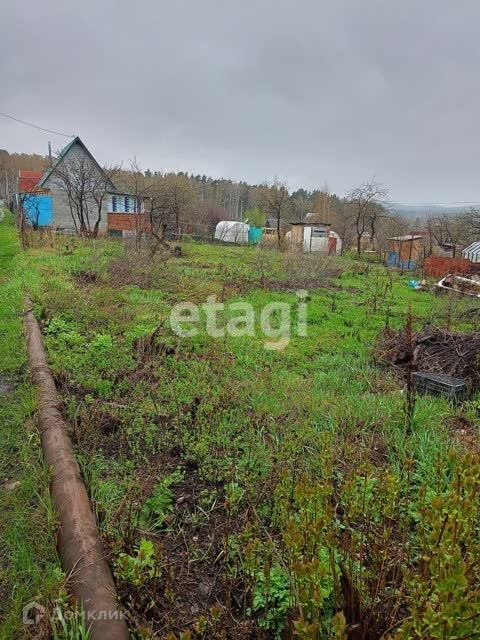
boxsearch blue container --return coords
[248,226,263,245]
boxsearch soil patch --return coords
[72,269,98,285]
[446,414,479,450]
[0,374,14,395]
[117,455,259,638]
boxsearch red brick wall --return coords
[107,213,151,232]
[424,256,470,277]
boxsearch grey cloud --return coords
[2,0,480,203]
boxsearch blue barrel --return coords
[248,226,263,245]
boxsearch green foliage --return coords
[0,213,63,639]
[44,317,135,399]
[51,608,90,640]
[141,470,184,529]
[244,206,266,227]
[250,564,291,637]
[397,454,480,639]
[115,539,159,586]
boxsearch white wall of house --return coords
[109,194,144,213]
[41,139,114,231]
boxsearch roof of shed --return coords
[388,234,424,241]
[290,221,331,226]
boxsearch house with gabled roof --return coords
[18,136,148,236]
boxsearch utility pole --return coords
[48,141,52,166]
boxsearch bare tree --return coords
[16,187,44,249]
[312,186,336,223]
[51,153,120,237]
[463,208,480,239]
[426,213,470,257]
[19,188,43,229]
[347,179,389,255]
[259,179,289,247]
[377,214,408,260]
[150,173,194,240]
[114,158,152,248]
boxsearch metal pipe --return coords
[24,299,129,640]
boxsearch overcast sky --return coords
[1,0,480,203]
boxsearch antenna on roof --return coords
[48,141,52,166]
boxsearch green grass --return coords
[2,225,480,638]
[0,211,63,639]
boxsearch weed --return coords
[141,469,184,529]
[115,539,160,587]
[51,607,91,640]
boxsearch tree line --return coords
[3,148,480,253]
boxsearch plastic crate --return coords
[413,371,467,401]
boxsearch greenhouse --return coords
[462,241,480,263]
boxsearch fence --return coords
[424,256,470,277]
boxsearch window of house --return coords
[125,196,130,212]
[112,195,117,212]
[311,228,327,238]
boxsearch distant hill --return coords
[390,203,480,218]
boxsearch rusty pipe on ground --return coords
[24,298,129,640]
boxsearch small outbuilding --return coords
[214,221,249,244]
[386,234,425,269]
[287,222,342,255]
[462,241,480,263]
[359,231,375,252]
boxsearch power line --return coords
[0,110,74,138]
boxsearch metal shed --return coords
[462,241,480,263]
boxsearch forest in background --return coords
[2,148,479,255]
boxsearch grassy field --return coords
[1,219,480,639]
[0,212,62,639]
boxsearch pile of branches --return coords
[376,328,480,388]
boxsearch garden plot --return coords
[3,232,480,639]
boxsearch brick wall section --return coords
[424,256,470,277]
[107,213,151,232]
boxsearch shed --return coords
[214,221,249,244]
[462,241,480,263]
[386,234,425,270]
[287,222,342,255]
